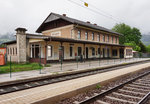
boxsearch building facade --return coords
[4,13,133,64]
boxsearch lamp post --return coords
[10,56,12,78]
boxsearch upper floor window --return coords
[97,34,100,41]
[77,30,81,39]
[103,35,105,42]
[115,36,117,44]
[92,32,94,40]
[107,35,109,42]
[85,31,88,40]
[112,36,113,43]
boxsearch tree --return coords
[124,42,141,51]
[112,23,142,45]
[139,42,146,53]
[146,45,150,53]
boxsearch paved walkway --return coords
[0,60,150,104]
[0,58,149,83]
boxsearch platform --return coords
[0,60,150,104]
[0,58,149,85]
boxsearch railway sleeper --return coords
[112,92,142,100]
[123,86,150,92]
[105,96,136,104]
[119,89,146,95]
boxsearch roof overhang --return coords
[27,34,126,47]
[2,40,16,45]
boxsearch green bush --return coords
[0,62,43,74]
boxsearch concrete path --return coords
[0,58,149,84]
[0,60,150,104]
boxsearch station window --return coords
[78,47,82,56]
[16,48,17,55]
[31,44,41,58]
[47,45,52,57]
[98,48,100,55]
[92,32,94,40]
[112,36,113,43]
[112,49,118,56]
[103,35,105,42]
[97,34,100,41]
[77,30,81,39]
[10,48,12,55]
[126,49,132,56]
[13,48,14,55]
[92,48,95,56]
[70,47,73,57]
[85,31,88,40]
[7,48,9,55]
[115,36,117,44]
[107,35,109,42]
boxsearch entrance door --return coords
[59,46,64,60]
[119,48,124,58]
[103,48,105,58]
[78,47,82,56]
[86,47,88,59]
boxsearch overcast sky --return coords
[0,0,150,35]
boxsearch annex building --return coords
[4,12,133,64]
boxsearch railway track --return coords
[0,61,149,96]
[76,71,150,104]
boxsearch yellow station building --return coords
[4,13,133,64]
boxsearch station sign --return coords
[0,48,6,55]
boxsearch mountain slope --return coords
[0,33,15,45]
[141,33,150,46]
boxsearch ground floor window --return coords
[92,48,95,56]
[98,48,100,55]
[30,44,41,58]
[70,47,73,57]
[112,49,118,56]
[126,49,132,56]
[47,45,52,57]
[78,47,82,56]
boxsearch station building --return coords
[4,12,133,64]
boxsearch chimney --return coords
[15,27,28,63]
[15,27,27,34]
[86,21,90,24]
[62,14,66,17]
[94,23,97,26]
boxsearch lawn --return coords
[0,62,43,74]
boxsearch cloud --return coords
[0,0,150,35]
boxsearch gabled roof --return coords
[36,12,122,35]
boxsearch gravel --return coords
[57,68,150,104]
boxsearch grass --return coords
[96,84,101,89]
[0,62,43,74]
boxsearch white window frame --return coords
[77,30,81,39]
[97,34,100,41]
[85,31,88,40]
[103,35,105,42]
[112,36,113,43]
[47,45,52,57]
[92,32,94,40]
